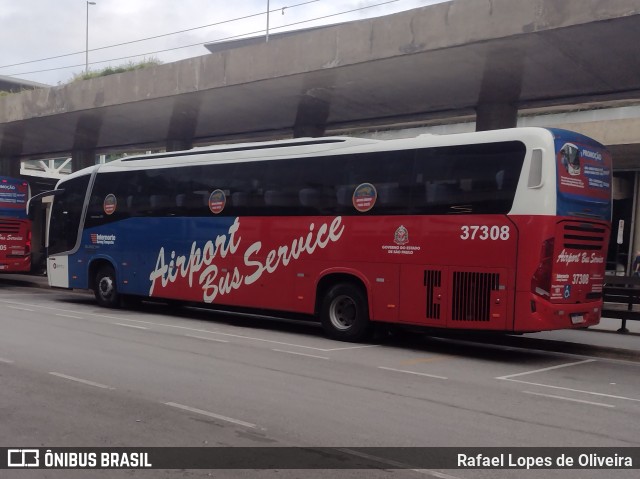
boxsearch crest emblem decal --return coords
[394,225,409,245]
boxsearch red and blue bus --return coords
[0,175,32,273]
[45,128,612,340]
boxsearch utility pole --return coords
[86,1,96,73]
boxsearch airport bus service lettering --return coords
[148,217,345,302]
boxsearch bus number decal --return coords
[572,274,589,285]
[460,225,510,241]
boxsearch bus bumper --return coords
[0,256,31,273]
[514,292,601,332]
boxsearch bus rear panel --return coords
[0,176,31,273]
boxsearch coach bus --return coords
[0,175,32,273]
[44,128,611,340]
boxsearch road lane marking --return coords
[272,349,330,360]
[0,299,366,352]
[337,448,462,479]
[496,359,596,380]
[322,345,380,351]
[378,366,448,380]
[7,305,34,312]
[401,356,447,366]
[523,390,615,408]
[0,357,14,364]
[504,379,640,403]
[49,372,114,390]
[113,322,148,330]
[185,334,229,343]
[56,314,84,319]
[99,318,340,351]
[165,402,256,429]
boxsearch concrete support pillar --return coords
[166,96,199,152]
[166,138,193,152]
[0,158,21,177]
[0,123,24,177]
[293,90,331,138]
[72,112,102,171]
[71,150,96,171]
[475,102,518,131]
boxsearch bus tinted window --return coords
[82,140,525,227]
[413,141,525,214]
[49,175,90,254]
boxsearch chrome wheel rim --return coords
[329,295,357,331]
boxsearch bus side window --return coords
[299,188,320,208]
[149,194,174,215]
[176,192,208,215]
[378,183,402,208]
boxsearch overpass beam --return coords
[475,103,518,131]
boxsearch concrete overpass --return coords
[1,0,640,176]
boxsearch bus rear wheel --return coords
[320,283,371,342]
[94,265,120,308]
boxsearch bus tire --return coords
[320,283,371,342]
[94,265,120,308]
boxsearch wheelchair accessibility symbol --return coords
[564,284,571,299]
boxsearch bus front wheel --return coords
[94,265,120,308]
[320,283,371,342]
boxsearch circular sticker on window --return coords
[352,183,377,212]
[103,194,117,215]
[208,189,226,214]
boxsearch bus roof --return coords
[87,127,564,174]
[60,127,606,179]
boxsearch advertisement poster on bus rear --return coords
[0,178,28,215]
[553,130,612,219]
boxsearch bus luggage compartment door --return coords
[400,265,508,330]
[447,267,508,330]
[399,265,449,327]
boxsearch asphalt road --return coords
[1,274,639,479]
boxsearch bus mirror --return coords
[27,189,65,216]
[527,149,544,188]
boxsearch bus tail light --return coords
[531,237,554,299]
[26,230,32,255]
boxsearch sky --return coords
[0,0,445,86]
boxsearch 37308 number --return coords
[460,225,510,241]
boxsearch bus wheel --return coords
[94,265,120,308]
[320,283,371,341]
